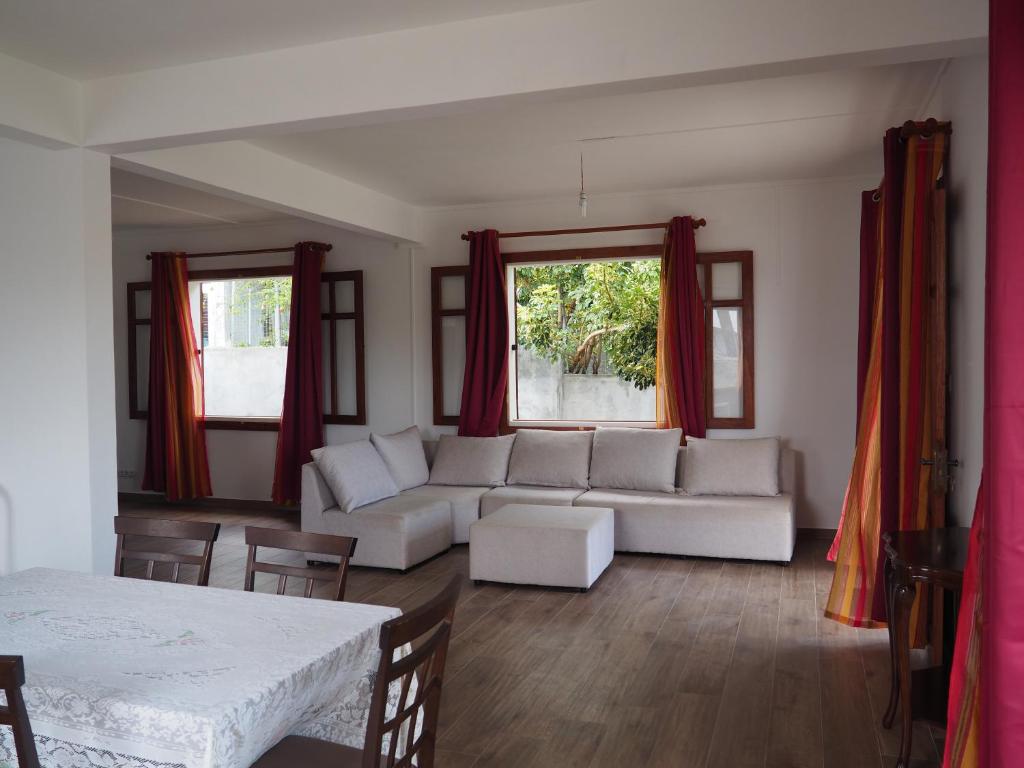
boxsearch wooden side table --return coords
[882,527,969,768]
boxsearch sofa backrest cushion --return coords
[428,434,516,487]
[371,426,430,491]
[506,429,593,489]
[681,437,780,496]
[311,441,399,513]
[589,427,682,493]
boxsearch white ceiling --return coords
[0,0,581,79]
[111,169,289,230]
[252,61,945,207]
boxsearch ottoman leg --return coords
[473,580,482,587]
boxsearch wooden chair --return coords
[0,655,41,768]
[113,516,221,586]
[252,575,462,768]
[244,527,357,601]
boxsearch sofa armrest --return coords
[301,462,336,515]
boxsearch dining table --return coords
[0,567,403,768]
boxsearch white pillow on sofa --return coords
[589,427,682,493]
[370,426,429,491]
[311,441,399,513]
[428,434,515,487]
[682,437,780,496]
[506,429,593,489]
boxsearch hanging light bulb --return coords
[578,152,588,218]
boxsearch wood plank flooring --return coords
[119,501,944,768]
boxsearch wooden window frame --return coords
[127,265,366,431]
[699,250,755,430]
[430,266,470,426]
[430,246,754,430]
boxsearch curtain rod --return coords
[460,219,705,241]
[144,243,333,260]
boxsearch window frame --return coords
[430,265,470,427]
[429,245,754,430]
[127,265,366,430]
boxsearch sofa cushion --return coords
[311,441,398,514]
[403,484,490,544]
[576,488,795,562]
[682,437,780,496]
[370,426,430,491]
[480,485,587,517]
[506,429,593,489]
[428,434,515,487]
[588,427,681,493]
[313,495,452,570]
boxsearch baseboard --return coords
[118,492,295,514]
[797,527,837,541]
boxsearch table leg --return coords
[883,557,899,729]
[891,578,916,768]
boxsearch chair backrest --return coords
[362,575,461,768]
[243,527,357,601]
[0,655,40,768]
[114,516,221,586]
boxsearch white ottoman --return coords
[469,504,614,591]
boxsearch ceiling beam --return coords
[114,142,421,242]
[0,51,81,148]
[82,0,986,153]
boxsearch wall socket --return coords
[117,469,137,479]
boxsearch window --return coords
[127,266,365,429]
[430,266,469,426]
[430,246,754,429]
[191,274,292,419]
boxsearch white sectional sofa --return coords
[301,426,796,571]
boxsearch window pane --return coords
[321,319,359,417]
[335,280,354,314]
[199,276,291,418]
[136,324,150,411]
[712,307,743,418]
[441,316,465,416]
[512,261,658,422]
[338,319,357,415]
[711,261,742,300]
[134,289,151,320]
[440,275,465,311]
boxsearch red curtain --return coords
[272,242,326,504]
[458,230,508,437]
[945,2,1024,763]
[142,253,212,500]
[655,216,706,437]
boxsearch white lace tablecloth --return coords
[0,567,402,768]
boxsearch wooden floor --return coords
[119,501,944,768]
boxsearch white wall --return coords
[412,178,873,530]
[112,219,415,501]
[0,138,116,574]
[922,55,988,526]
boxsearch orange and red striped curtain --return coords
[656,216,706,437]
[825,127,946,629]
[142,253,212,501]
